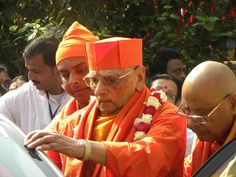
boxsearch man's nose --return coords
[187,119,202,130]
[93,80,107,96]
[28,71,35,81]
[180,70,186,80]
[69,74,84,86]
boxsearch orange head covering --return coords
[86,37,142,70]
[56,21,99,65]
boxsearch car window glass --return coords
[0,119,64,177]
[0,137,48,177]
[217,152,236,177]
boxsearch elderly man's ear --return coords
[136,66,146,91]
[230,91,236,115]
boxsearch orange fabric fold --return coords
[46,98,79,130]
[184,118,236,176]
[54,87,186,177]
[92,115,117,141]
[46,98,80,169]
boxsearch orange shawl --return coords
[57,87,186,177]
[184,119,236,176]
[46,97,79,168]
[46,97,79,130]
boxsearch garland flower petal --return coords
[134,89,167,141]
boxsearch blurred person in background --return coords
[151,74,178,104]
[0,64,11,95]
[9,75,27,91]
[148,48,186,105]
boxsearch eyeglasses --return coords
[177,93,231,124]
[83,66,139,89]
[166,92,177,103]
[152,86,177,103]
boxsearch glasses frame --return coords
[83,66,140,89]
[177,93,231,124]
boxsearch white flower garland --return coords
[134,90,167,140]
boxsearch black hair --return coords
[148,48,180,78]
[0,64,8,73]
[151,73,176,83]
[23,36,60,68]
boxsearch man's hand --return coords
[24,130,84,159]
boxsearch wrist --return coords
[78,139,91,161]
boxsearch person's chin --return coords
[99,104,112,115]
[73,89,91,98]
[33,84,43,90]
[197,134,213,142]
[99,104,120,116]
[74,94,90,102]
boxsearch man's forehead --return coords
[88,68,126,76]
[167,59,185,69]
[0,71,9,77]
[57,58,87,70]
[183,86,219,109]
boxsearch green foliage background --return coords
[0,0,236,77]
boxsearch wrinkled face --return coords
[85,67,140,116]
[151,79,178,104]
[167,59,186,82]
[25,54,58,91]
[57,57,92,107]
[181,89,234,144]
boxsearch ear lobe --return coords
[53,66,60,75]
[136,66,146,91]
[136,82,144,91]
[230,92,236,115]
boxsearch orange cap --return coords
[86,37,142,70]
[56,21,99,65]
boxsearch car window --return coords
[218,153,236,177]
[0,136,49,177]
[193,137,236,177]
[0,116,64,177]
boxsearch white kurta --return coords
[0,81,71,133]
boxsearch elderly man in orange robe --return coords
[177,61,236,176]
[46,21,98,168]
[25,37,186,177]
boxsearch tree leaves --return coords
[0,0,236,76]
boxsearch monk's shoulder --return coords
[155,102,178,117]
[63,108,84,125]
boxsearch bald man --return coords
[178,61,236,176]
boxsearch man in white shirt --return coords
[0,36,71,133]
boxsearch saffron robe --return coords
[46,97,79,130]
[184,119,236,176]
[46,97,79,168]
[52,87,186,177]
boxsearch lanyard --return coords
[46,91,65,119]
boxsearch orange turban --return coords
[56,21,99,65]
[86,37,142,70]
